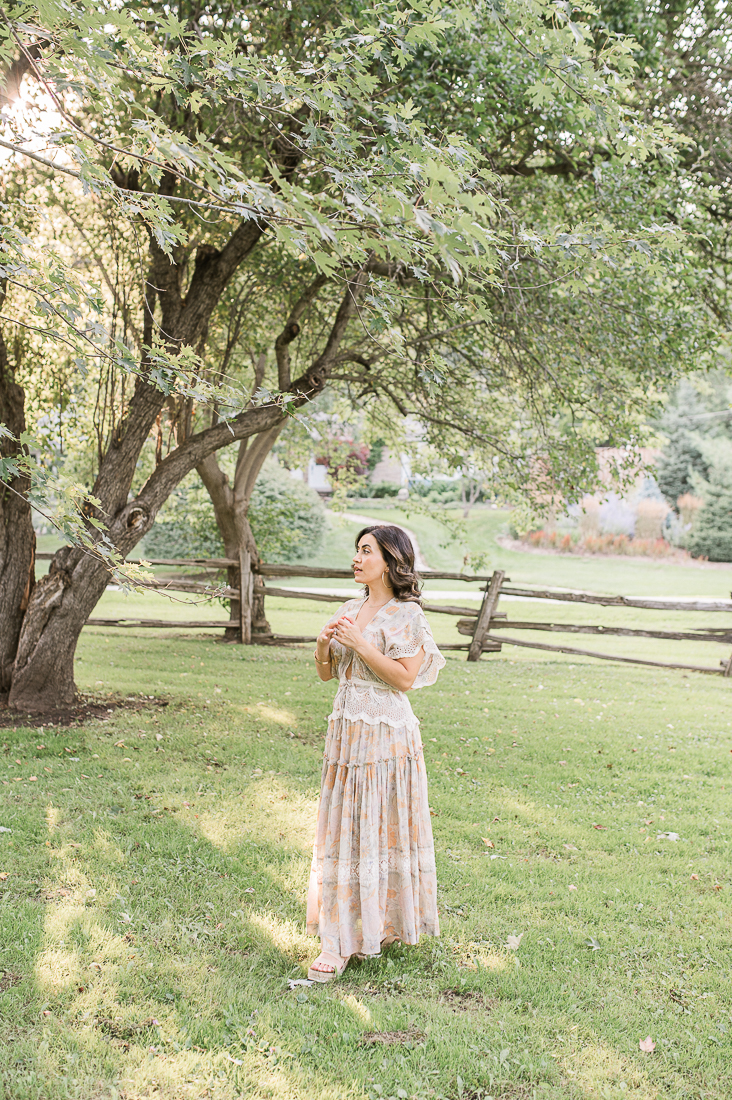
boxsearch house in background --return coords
[289,449,412,499]
[288,456,333,497]
[369,447,411,496]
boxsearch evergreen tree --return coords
[688,466,732,562]
[655,428,709,506]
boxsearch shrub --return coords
[143,460,325,562]
[688,466,732,562]
[656,427,709,506]
[143,481,224,560]
[521,529,682,558]
[634,499,669,540]
[677,493,703,528]
[249,462,326,561]
[370,483,400,498]
[578,497,600,538]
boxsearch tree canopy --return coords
[0,0,726,708]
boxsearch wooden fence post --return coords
[238,548,253,645]
[467,569,505,661]
[723,651,732,677]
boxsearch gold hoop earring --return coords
[382,570,393,589]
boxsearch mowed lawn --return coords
[2,614,732,1100]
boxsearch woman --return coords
[307,524,445,981]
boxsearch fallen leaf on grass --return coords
[506,933,523,951]
[563,844,578,851]
[585,937,601,951]
[0,873,8,881]
[568,884,578,891]
[288,978,314,990]
[639,1036,655,1053]
[592,824,607,830]
[657,832,681,841]
[482,838,495,848]
[691,874,699,881]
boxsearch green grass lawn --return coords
[2,622,732,1100]
[7,515,730,1099]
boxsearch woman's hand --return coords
[317,622,336,649]
[333,614,365,652]
[314,621,336,680]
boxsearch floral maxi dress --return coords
[307,597,446,959]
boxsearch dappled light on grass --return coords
[241,779,317,850]
[195,810,241,850]
[559,1039,655,1100]
[340,992,374,1025]
[90,828,126,864]
[472,951,510,973]
[35,940,85,995]
[247,910,313,964]
[195,779,317,854]
[450,938,511,973]
[252,702,298,727]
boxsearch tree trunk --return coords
[8,549,111,709]
[4,263,367,710]
[196,423,284,641]
[0,315,35,694]
[461,478,480,519]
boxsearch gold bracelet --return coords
[313,650,330,665]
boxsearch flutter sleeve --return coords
[384,601,446,689]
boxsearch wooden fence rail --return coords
[36,552,732,674]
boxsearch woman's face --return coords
[353,533,388,587]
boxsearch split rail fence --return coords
[37,554,732,675]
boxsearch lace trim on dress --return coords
[329,676,419,728]
[312,849,437,888]
[329,709,420,729]
[323,749,424,768]
[387,627,445,689]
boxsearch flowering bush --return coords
[524,530,685,558]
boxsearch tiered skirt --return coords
[306,680,439,958]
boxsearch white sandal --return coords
[307,951,350,983]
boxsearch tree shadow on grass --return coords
[2,703,729,1100]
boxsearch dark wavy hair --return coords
[355,525,422,602]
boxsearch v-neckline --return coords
[355,595,394,634]
[343,596,394,683]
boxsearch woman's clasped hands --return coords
[332,614,365,651]
[316,614,364,654]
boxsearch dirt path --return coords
[338,512,432,572]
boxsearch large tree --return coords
[0,0,711,710]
